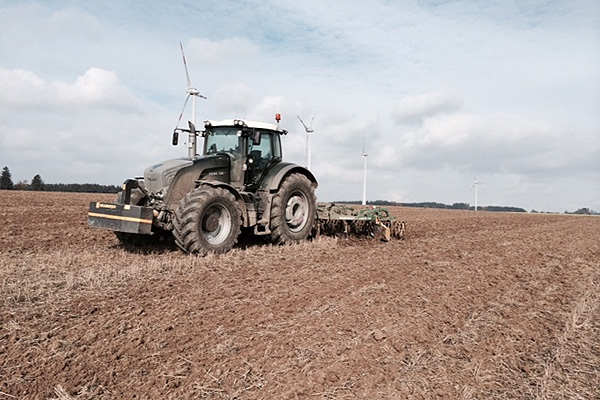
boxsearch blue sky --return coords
[1,0,599,211]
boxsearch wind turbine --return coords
[472,177,482,211]
[296,114,315,170]
[362,138,368,206]
[175,41,206,158]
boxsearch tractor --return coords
[88,115,318,255]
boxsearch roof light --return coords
[275,113,281,122]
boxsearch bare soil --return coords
[1,190,598,399]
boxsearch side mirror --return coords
[252,130,261,146]
[172,130,179,146]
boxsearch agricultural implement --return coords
[315,203,405,241]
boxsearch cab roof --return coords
[203,119,287,134]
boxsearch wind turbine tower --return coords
[362,140,368,206]
[473,177,481,211]
[296,114,315,170]
[176,41,206,158]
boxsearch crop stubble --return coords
[0,191,598,399]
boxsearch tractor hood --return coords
[143,155,231,203]
[144,158,193,195]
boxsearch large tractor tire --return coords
[270,173,317,244]
[173,186,242,255]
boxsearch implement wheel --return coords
[173,186,242,255]
[270,173,317,244]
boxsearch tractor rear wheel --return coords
[173,186,242,255]
[270,173,316,244]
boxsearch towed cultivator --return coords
[314,203,406,241]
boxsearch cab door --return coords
[244,132,280,187]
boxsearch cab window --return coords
[249,132,273,160]
[204,128,240,155]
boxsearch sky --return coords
[1,0,599,212]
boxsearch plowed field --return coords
[1,191,598,399]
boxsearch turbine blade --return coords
[180,41,192,88]
[175,94,191,129]
[296,115,308,131]
[309,112,316,128]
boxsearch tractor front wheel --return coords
[173,186,242,255]
[270,173,316,244]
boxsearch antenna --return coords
[296,113,315,170]
[362,137,368,206]
[472,177,483,211]
[175,41,206,158]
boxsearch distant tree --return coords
[0,166,14,190]
[43,183,120,193]
[31,174,45,191]
[450,203,471,210]
[572,208,591,215]
[14,180,29,190]
[484,205,526,213]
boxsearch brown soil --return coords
[1,191,598,399]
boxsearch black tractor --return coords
[88,115,317,255]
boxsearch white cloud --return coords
[188,37,260,64]
[0,67,140,110]
[249,96,287,120]
[393,90,464,124]
[212,83,255,117]
[0,66,177,185]
[398,110,567,172]
[0,69,45,104]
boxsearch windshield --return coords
[204,127,241,155]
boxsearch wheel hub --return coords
[200,204,232,245]
[286,193,308,232]
[203,212,220,232]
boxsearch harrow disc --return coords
[390,221,406,239]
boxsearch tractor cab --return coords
[201,119,285,190]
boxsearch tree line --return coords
[1,166,119,193]
[347,200,598,214]
[343,199,528,213]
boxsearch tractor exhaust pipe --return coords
[187,120,197,158]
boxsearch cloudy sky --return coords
[1,0,599,212]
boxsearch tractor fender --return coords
[194,180,251,227]
[253,163,318,231]
[259,162,318,192]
